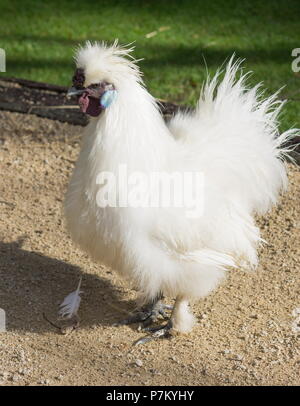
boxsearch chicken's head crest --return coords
[67,41,141,117]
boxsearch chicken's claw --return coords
[113,301,173,328]
[134,320,173,345]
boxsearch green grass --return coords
[1,0,300,129]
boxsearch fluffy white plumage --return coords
[64,41,298,335]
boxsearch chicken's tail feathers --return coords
[274,127,300,164]
[197,56,300,158]
[198,55,248,109]
[180,55,300,214]
[197,56,273,123]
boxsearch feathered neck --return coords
[88,78,174,171]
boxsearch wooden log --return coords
[0,77,68,93]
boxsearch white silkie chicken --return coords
[64,41,298,344]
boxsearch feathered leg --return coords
[135,296,196,345]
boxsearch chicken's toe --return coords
[134,320,173,345]
[113,301,173,327]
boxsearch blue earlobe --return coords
[100,90,118,108]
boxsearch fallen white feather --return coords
[59,277,83,319]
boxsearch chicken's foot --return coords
[133,296,193,345]
[113,297,172,327]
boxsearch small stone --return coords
[135,359,143,367]
[0,371,10,379]
[38,379,50,385]
[18,368,29,375]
